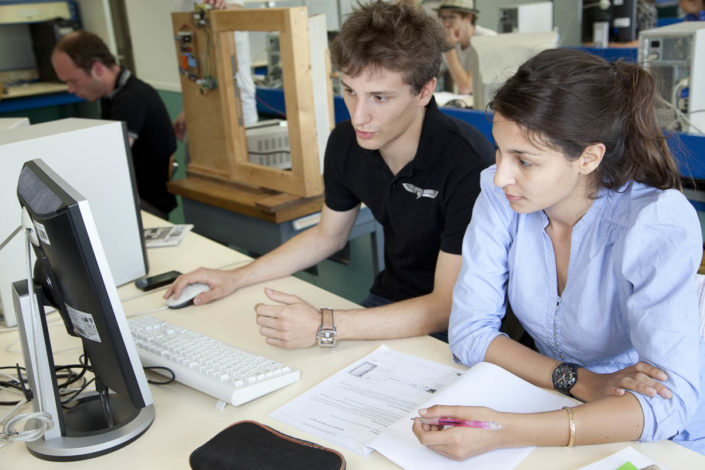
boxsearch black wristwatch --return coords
[552,362,579,397]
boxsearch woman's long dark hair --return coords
[490,48,681,191]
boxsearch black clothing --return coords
[323,97,494,302]
[101,68,177,214]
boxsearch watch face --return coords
[317,328,336,347]
[553,363,577,394]
[556,369,574,386]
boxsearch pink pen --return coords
[412,416,502,430]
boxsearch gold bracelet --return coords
[563,406,576,447]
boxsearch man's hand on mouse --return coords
[164,267,238,305]
[254,288,322,349]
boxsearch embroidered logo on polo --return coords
[402,183,438,199]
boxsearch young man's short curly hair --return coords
[54,30,116,74]
[330,0,448,94]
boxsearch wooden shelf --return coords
[168,175,323,224]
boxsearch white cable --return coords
[658,94,705,135]
[0,399,54,449]
[128,306,170,318]
[0,225,21,251]
[671,78,689,131]
[0,371,21,384]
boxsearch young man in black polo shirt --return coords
[166,0,493,347]
[52,31,177,219]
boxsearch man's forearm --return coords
[232,224,349,290]
[334,291,451,341]
[444,48,472,94]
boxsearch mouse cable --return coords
[127,305,169,319]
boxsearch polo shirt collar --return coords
[106,67,131,100]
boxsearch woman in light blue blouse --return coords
[412,48,704,458]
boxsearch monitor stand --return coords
[11,280,154,461]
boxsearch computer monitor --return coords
[469,31,559,111]
[581,0,638,43]
[11,159,154,461]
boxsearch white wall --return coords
[75,0,118,56]
[123,0,182,92]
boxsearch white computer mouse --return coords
[165,283,211,309]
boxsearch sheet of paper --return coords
[369,361,579,470]
[269,345,464,455]
[577,446,666,470]
[143,224,193,248]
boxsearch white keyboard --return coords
[128,316,300,406]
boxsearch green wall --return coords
[156,89,186,225]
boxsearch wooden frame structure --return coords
[171,7,332,199]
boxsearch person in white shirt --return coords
[436,0,496,94]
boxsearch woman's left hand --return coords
[576,361,672,402]
[411,405,504,461]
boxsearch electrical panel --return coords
[174,4,217,93]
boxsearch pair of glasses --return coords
[439,14,461,23]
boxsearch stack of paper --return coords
[271,345,578,469]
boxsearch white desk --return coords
[1,213,703,469]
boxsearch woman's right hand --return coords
[163,267,239,306]
[412,405,506,461]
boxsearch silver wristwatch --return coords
[316,307,337,347]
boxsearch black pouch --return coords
[189,420,346,470]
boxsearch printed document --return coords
[272,345,579,469]
[270,345,463,455]
[143,224,193,248]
